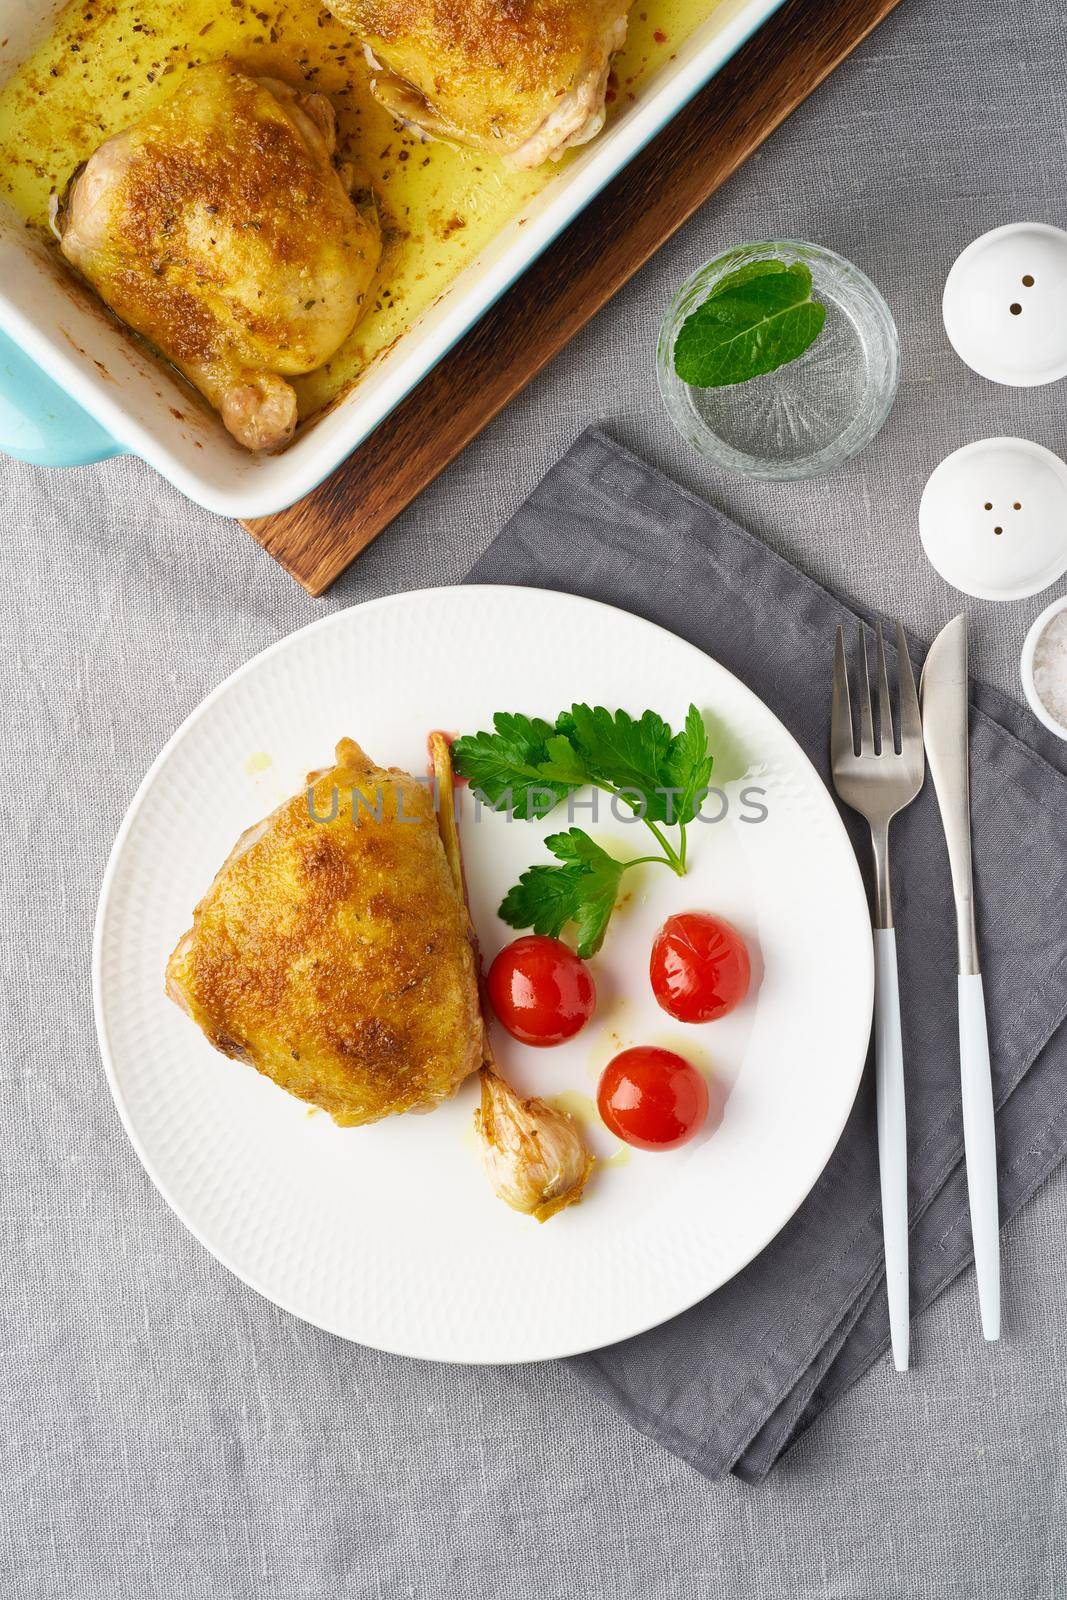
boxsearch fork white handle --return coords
[958,973,1000,1341]
[874,929,910,1371]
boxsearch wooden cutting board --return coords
[244,0,905,594]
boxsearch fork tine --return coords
[875,621,895,754]
[895,620,922,747]
[857,625,875,754]
[831,625,854,761]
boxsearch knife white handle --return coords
[958,973,1000,1341]
[874,929,910,1372]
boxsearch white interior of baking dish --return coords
[0,0,785,518]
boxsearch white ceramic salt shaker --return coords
[919,437,1067,601]
[943,223,1067,385]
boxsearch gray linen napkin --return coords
[466,426,1067,1484]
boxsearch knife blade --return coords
[920,613,1000,1341]
[920,614,978,974]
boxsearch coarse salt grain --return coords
[1032,607,1067,730]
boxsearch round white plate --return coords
[94,586,872,1363]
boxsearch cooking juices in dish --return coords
[0,0,709,430]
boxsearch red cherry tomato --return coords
[487,935,596,1047]
[650,912,751,1024]
[597,1046,709,1150]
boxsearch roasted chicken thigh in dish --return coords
[166,738,484,1126]
[323,0,632,168]
[55,61,380,451]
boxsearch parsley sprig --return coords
[452,704,713,957]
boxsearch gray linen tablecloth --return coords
[2,0,1065,1593]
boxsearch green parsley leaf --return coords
[558,704,676,822]
[498,862,584,940]
[542,828,616,868]
[497,828,625,957]
[673,258,826,388]
[458,704,716,951]
[538,733,591,786]
[451,712,581,820]
[663,703,714,824]
[544,829,627,955]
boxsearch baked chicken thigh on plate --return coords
[166,738,484,1126]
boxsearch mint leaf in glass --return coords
[673,258,827,387]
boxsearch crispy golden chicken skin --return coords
[323,0,632,168]
[166,738,484,1126]
[55,61,381,452]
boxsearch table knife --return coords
[920,614,1000,1341]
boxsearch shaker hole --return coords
[1013,501,1022,510]
[1022,274,1035,287]
[984,502,993,510]
[1010,303,1023,315]
[994,526,1003,535]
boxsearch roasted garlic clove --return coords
[475,1069,593,1223]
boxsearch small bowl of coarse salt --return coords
[1022,596,1067,740]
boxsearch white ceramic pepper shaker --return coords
[943,222,1067,386]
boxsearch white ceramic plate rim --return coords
[92,585,873,1362]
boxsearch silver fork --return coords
[831,620,925,1372]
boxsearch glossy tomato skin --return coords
[487,936,596,1047]
[650,912,751,1024]
[597,1046,709,1150]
